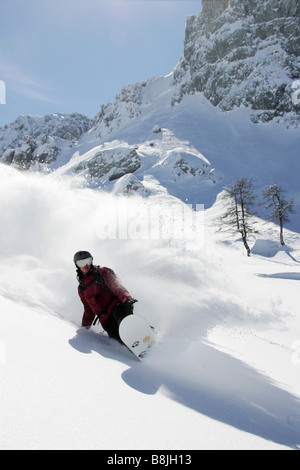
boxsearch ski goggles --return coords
[76,257,93,268]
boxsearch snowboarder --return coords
[74,251,137,341]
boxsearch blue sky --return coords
[0,0,202,127]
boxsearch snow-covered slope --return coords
[0,164,299,450]
[0,76,299,232]
[56,92,299,230]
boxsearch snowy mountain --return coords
[91,0,300,133]
[0,112,92,171]
[0,0,299,231]
[0,0,300,450]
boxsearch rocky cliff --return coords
[0,113,92,171]
[175,0,300,124]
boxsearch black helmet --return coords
[73,251,93,267]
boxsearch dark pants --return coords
[105,302,132,342]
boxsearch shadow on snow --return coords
[69,329,300,449]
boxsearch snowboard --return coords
[119,315,155,360]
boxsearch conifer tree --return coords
[263,184,295,246]
[221,178,257,256]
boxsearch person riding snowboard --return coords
[74,251,137,341]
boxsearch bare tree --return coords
[263,184,295,246]
[221,178,258,256]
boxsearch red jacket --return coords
[78,265,132,329]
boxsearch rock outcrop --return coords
[175,0,300,124]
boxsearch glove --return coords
[123,298,138,315]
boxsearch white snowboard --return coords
[119,315,155,360]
